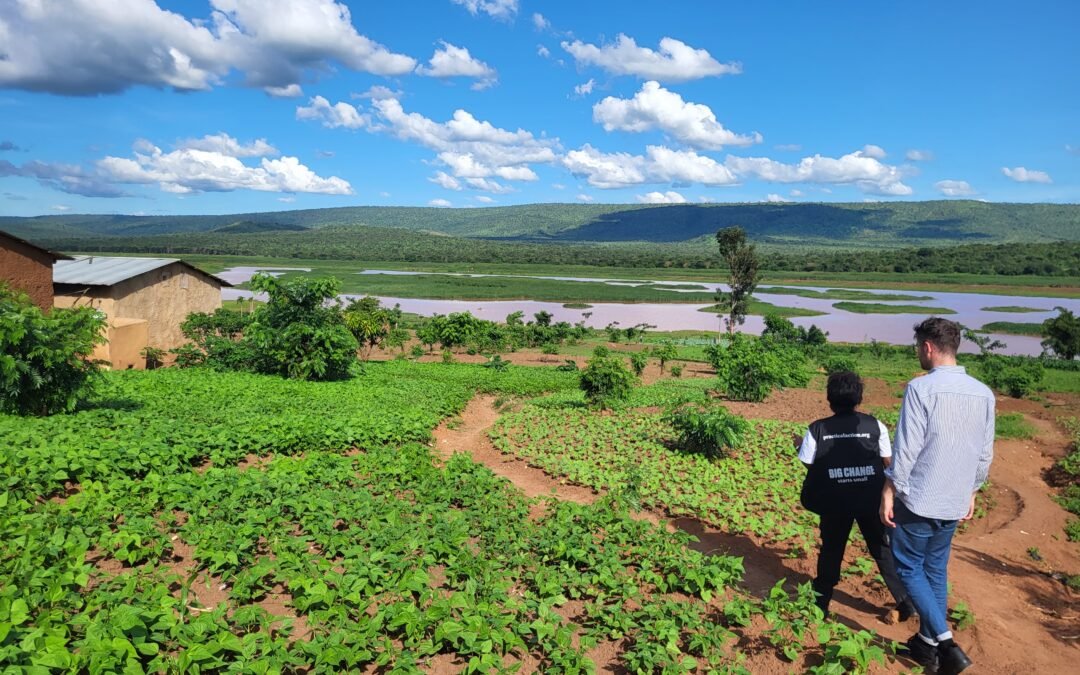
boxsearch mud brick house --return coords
[0,230,72,310]
[53,256,230,369]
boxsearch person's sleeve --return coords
[877,420,892,458]
[974,395,996,492]
[798,430,817,464]
[885,383,926,496]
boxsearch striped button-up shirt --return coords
[886,365,995,520]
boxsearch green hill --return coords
[2,200,1078,248]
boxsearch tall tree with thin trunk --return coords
[714,226,760,334]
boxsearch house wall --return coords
[110,263,222,351]
[54,262,222,367]
[0,237,55,311]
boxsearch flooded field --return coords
[220,267,1080,356]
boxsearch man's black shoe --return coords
[902,634,939,672]
[937,642,973,675]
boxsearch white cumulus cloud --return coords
[96,137,352,195]
[475,195,495,203]
[934,180,976,197]
[532,13,550,30]
[177,133,278,157]
[0,0,417,95]
[417,42,497,90]
[861,144,886,159]
[724,148,912,195]
[1002,166,1052,183]
[561,34,740,82]
[265,83,303,98]
[429,198,453,207]
[577,193,594,202]
[296,96,367,129]
[592,81,760,150]
[765,193,785,203]
[537,44,551,58]
[361,96,558,187]
[451,0,517,21]
[637,191,687,204]
[561,144,736,188]
[429,171,462,191]
[906,149,934,161]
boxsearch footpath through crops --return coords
[3,361,895,673]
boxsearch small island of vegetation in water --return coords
[832,301,957,315]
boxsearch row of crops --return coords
[490,407,819,556]
[2,361,890,673]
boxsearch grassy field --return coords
[832,301,957,315]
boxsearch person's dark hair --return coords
[913,317,961,354]
[827,370,863,413]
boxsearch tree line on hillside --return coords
[32,227,1080,277]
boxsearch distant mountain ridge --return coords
[2,201,1079,247]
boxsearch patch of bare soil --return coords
[435,393,1080,674]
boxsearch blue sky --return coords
[0,0,1077,216]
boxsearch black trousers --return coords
[814,509,908,610]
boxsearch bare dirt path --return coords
[432,393,1080,674]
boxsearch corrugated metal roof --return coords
[53,256,179,286]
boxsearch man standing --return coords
[881,318,995,675]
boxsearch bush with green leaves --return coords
[0,285,106,415]
[664,404,750,459]
[174,306,257,371]
[343,296,394,359]
[821,355,857,375]
[580,354,637,408]
[670,364,683,378]
[762,314,828,349]
[245,274,359,381]
[629,351,648,376]
[709,334,809,402]
[979,355,1043,398]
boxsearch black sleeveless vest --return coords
[800,412,886,515]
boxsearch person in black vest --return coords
[798,371,914,618]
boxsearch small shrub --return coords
[0,285,107,415]
[556,359,579,372]
[710,334,809,402]
[441,349,456,364]
[592,345,610,358]
[410,344,425,359]
[629,351,648,376]
[665,404,749,459]
[652,340,678,374]
[483,355,509,372]
[540,342,560,355]
[980,355,1043,398]
[821,355,857,375]
[1066,518,1080,543]
[580,355,636,409]
[670,364,683,378]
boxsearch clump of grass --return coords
[833,301,957,315]
[980,321,1043,337]
[996,413,1037,440]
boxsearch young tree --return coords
[0,284,106,415]
[1042,307,1080,360]
[714,226,761,334]
[580,354,636,409]
[652,340,678,374]
[343,296,392,360]
[245,274,358,381]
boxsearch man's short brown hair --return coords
[913,317,961,354]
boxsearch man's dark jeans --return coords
[890,499,958,641]
[814,508,909,611]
